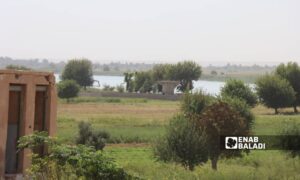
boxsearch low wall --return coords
[79,91,182,101]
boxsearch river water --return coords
[55,74,226,95]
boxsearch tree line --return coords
[124,61,202,93]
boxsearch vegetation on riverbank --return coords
[56,96,300,179]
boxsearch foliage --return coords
[154,114,208,170]
[155,100,249,171]
[124,72,134,92]
[103,84,115,91]
[197,101,249,170]
[221,96,255,130]
[76,121,110,150]
[275,62,300,112]
[6,64,32,70]
[221,79,257,107]
[131,61,202,93]
[57,80,80,102]
[169,61,202,91]
[61,59,94,89]
[181,91,213,115]
[133,71,153,93]
[280,122,300,158]
[18,132,134,180]
[256,74,296,114]
[116,84,125,93]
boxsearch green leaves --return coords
[57,80,80,101]
[61,59,94,88]
[256,74,296,114]
[18,132,134,180]
[221,79,257,107]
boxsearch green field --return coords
[57,97,300,179]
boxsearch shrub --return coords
[76,121,110,150]
[103,84,115,91]
[256,74,296,114]
[221,96,255,130]
[116,84,125,93]
[181,91,213,115]
[6,64,31,70]
[221,79,257,107]
[154,114,208,170]
[57,80,80,102]
[280,122,300,158]
[17,132,134,180]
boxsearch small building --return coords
[0,70,57,179]
[157,81,179,95]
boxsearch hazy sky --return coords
[0,0,299,65]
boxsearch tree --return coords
[124,72,134,92]
[221,96,255,130]
[57,80,80,102]
[154,114,208,170]
[131,61,201,93]
[275,62,300,113]
[181,90,213,115]
[221,79,257,107]
[169,61,202,91]
[152,64,172,81]
[61,59,94,89]
[6,64,31,70]
[133,71,153,92]
[197,101,249,170]
[256,74,296,114]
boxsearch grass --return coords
[57,97,178,143]
[57,97,300,179]
[104,147,300,179]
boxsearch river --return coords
[55,74,227,95]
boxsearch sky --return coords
[0,0,299,65]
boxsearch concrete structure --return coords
[157,81,179,95]
[0,70,57,179]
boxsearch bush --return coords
[221,79,257,107]
[57,80,80,102]
[116,84,125,93]
[154,114,208,170]
[221,96,255,130]
[6,64,31,70]
[256,74,296,114]
[181,91,213,115]
[103,84,115,91]
[18,132,134,180]
[76,121,110,150]
[280,122,300,158]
